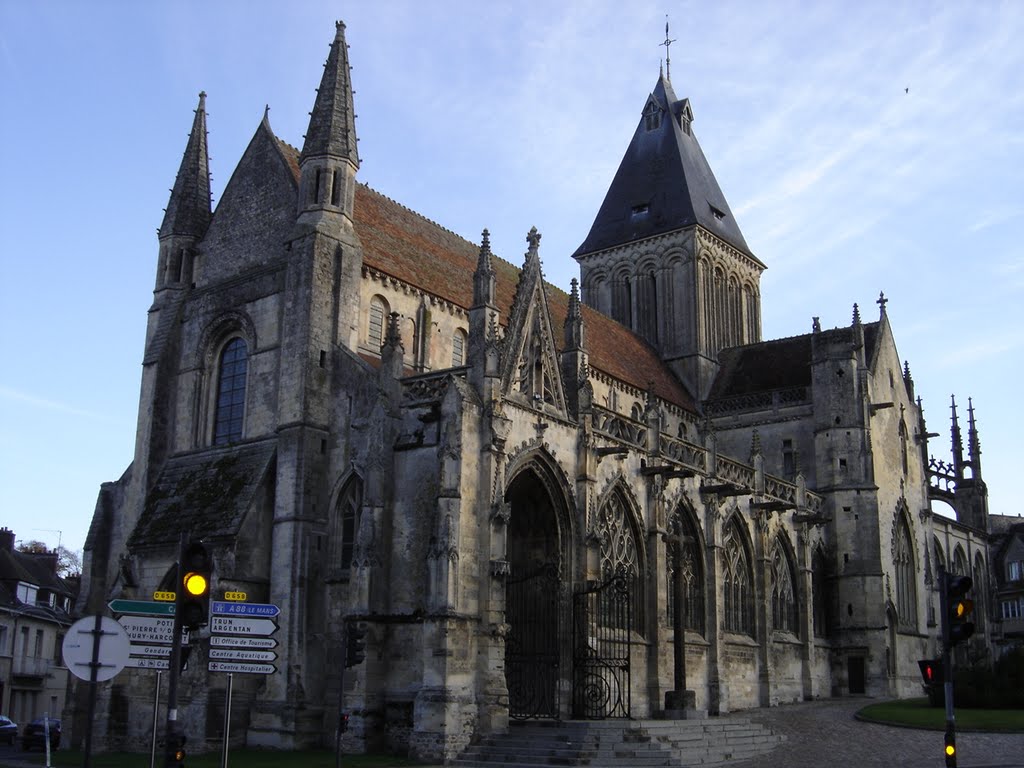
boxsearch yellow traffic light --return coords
[945,744,955,757]
[183,571,208,596]
[953,599,973,619]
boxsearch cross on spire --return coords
[661,17,676,82]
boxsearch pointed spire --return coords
[160,91,211,240]
[852,303,861,326]
[564,278,586,351]
[384,311,403,351]
[301,21,359,166]
[473,228,496,308]
[967,397,982,478]
[951,395,964,478]
[750,428,762,460]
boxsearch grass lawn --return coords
[2,750,431,768]
[857,697,1024,732]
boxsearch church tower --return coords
[574,71,764,400]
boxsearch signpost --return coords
[63,616,131,768]
[208,600,281,768]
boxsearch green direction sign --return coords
[108,599,176,616]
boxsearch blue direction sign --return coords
[108,599,176,616]
[211,601,280,618]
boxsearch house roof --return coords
[0,539,76,609]
[271,138,696,411]
[709,323,880,400]
[574,75,755,262]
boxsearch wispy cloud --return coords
[0,387,101,419]
[936,335,1022,368]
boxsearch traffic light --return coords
[166,732,187,767]
[180,540,211,631]
[345,622,366,668]
[917,658,943,686]
[944,726,956,767]
[339,713,350,734]
[942,574,975,648]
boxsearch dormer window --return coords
[709,203,726,221]
[643,101,662,131]
[631,203,649,217]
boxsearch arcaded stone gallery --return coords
[78,21,992,761]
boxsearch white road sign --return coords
[210,648,277,663]
[209,661,277,675]
[118,615,186,645]
[211,635,278,649]
[210,616,278,636]
[63,615,131,682]
[126,656,170,670]
[130,643,174,658]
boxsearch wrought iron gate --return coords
[506,563,560,719]
[572,573,632,719]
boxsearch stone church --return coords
[77,21,992,761]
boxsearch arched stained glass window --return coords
[894,515,917,629]
[666,512,704,634]
[213,338,247,445]
[329,476,362,576]
[597,489,644,634]
[722,520,753,635]
[771,538,797,634]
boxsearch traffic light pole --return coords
[164,533,187,768]
[938,564,956,768]
[335,622,348,768]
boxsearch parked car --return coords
[21,718,60,751]
[0,715,17,745]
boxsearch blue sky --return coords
[1,0,1021,557]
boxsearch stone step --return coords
[454,716,785,768]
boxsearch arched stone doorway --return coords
[504,463,571,719]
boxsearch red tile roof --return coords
[274,139,695,411]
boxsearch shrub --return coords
[953,646,1024,708]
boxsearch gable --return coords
[198,121,299,286]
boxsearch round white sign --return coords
[62,615,131,682]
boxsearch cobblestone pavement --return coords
[735,698,1023,768]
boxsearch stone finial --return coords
[851,303,861,326]
[877,291,888,317]
[526,226,541,254]
[812,317,821,333]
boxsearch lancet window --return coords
[894,515,917,629]
[597,489,644,634]
[771,538,798,634]
[722,519,753,635]
[666,512,704,634]
[213,337,248,445]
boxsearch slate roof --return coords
[574,75,755,261]
[709,323,880,400]
[129,441,276,548]
[0,539,76,607]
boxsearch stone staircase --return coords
[451,716,784,767]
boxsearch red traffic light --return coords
[917,658,943,686]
